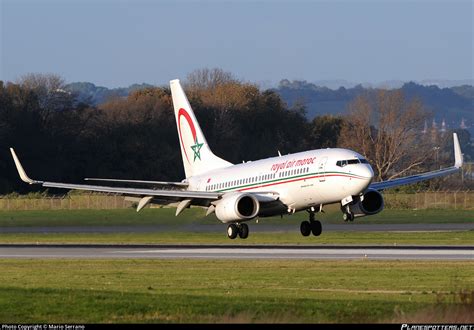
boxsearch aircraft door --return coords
[194,178,204,191]
[318,157,328,182]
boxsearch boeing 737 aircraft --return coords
[10,79,464,239]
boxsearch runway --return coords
[1,223,472,233]
[0,244,472,260]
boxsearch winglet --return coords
[9,148,40,184]
[453,133,463,168]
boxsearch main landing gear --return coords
[227,223,249,239]
[300,211,322,237]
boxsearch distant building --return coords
[422,120,428,134]
[440,119,446,135]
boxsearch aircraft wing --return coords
[84,177,189,187]
[369,133,463,191]
[9,148,220,202]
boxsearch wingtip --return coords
[9,148,37,184]
[453,133,463,168]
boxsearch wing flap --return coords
[84,178,188,187]
[41,182,219,199]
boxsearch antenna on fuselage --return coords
[278,150,282,157]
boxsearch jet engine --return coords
[215,193,260,223]
[345,189,384,218]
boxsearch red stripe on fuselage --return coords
[236,173,366,192]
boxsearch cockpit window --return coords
[359,158,369,164]
[336,158,365,167]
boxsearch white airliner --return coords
[10,79,464,239]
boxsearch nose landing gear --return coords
[343,212,354,222]
[300,211,322,237]
[341,205,355,222]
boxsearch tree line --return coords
[0,69,471,195]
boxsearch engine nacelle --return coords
[346,189,384,218]
[215,193,260,223]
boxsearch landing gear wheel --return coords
[311,220,322,236]
[227,224,238,239]
[300,221,311,236]
[343,212,354,222]
[238,223,249,239]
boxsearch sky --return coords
[1,0,473,88]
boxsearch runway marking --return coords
[111,248,474,255]
[0,246,472,260]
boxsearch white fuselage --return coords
[188,148,374,213]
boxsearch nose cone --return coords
[356,164,374,191]
[362,164,374,182]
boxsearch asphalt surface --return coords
[1,223,472,233]
[0,244,472,260]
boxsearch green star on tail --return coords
[190,138,204,162]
